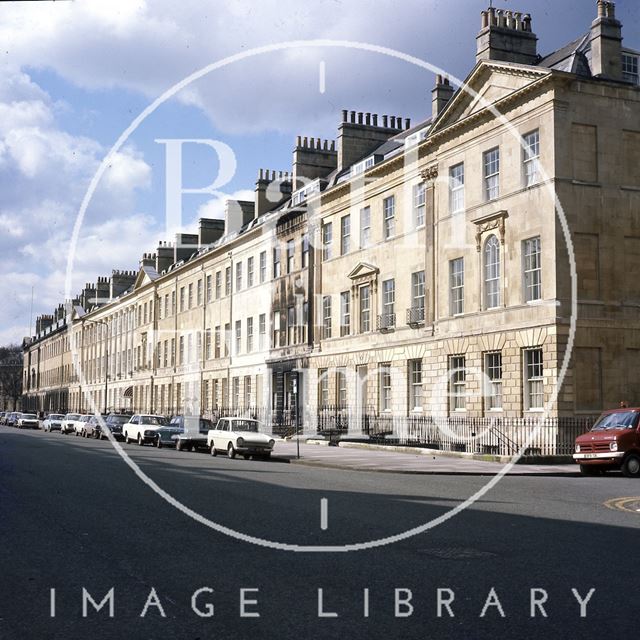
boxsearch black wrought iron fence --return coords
[315,411,597,457]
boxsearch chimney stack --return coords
[589,1,622,81]
[155,241,174,274]
[225,199,258,236]
[139,252,155,270]
[198,218,225,247]
[476,6,538,65]
[337,110,408,172]
[292,138,337,190]
[174,234,199,263]
[110,270,136,299]
[432,75,455,119]
[255,170,293,216]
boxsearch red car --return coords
[574,408,640,477]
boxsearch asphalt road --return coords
[1,427,639,640]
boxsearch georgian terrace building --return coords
[23,2,640,446]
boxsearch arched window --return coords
[484,235,500,309]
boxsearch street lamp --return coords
[84,319,109,415]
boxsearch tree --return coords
[0,345,23,411]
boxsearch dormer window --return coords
[622,53,639,85]
[350,155,377,177]
[291,178,321,206]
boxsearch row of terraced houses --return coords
[21,2,640,452]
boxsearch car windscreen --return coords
[592,411,639,430]
[22,414,37,419]
[140,416,168,425]
[49,415,65,420]
[66,414,81,420]
[108,416,130,425]
[232,420,260,432]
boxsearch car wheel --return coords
[210,443,217,457]
[243,454,252,460]
[156,438,162,449]
[125,432,131,444]
[622,454,640,478]
[138,435,144,446]
[176,440,183,452]
[227,443,236,459]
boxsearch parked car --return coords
[61,413,82,434]
[43,414,65,432]
[0,412,6,424]
[171,416,214,451]
[123,414,169,445]
[95,413,133,440]
[574,407,640,477]
[154,424,184,448]
[73,415,93,436]
[5,412,19,427]
[207,418,275,459]
[83,415,108,438]
[17,413,40,429]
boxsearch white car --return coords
[43,414,65,432]
[207,418,275,460]
[17,413,40,429]
[61,413,82,434]
[123,414,169,445]
[73,414,93,436]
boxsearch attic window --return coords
[291,178,321,206]
[622,53,639,85]
[404,127,429,149]
[350,155,376,177]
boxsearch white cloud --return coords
[0,67,154,343]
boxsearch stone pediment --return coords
[347,262,379,281]
[431,62,550,134]
[133,265,159,291]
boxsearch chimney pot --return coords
[342,109,348,122]
[365,112,371,125]
[357,112,363,124]
[373,114,378,126]
[350,110,356,123]
[405,118,411,129]
[481,10,488,28]
[382,115,388,127]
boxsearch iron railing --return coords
[406,306,425,326]
[314,411,597,457]
[376,313,396,332]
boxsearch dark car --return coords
[95,413,133,440]
[172,416,215,451]
[153,424,184,448]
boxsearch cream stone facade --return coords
[22,2,640,446]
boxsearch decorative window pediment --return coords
[472,209,508,251]
[347,262,379,282]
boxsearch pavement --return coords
[277,441,579,476]
[2,426,639,640]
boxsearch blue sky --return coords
[0,0,638,344]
